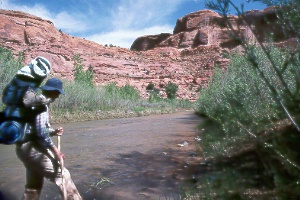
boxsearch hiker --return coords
[15,78,82,200]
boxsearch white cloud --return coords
[1,2,51,23]
[95,0,185,48]
[0,0,188,48]
[0,0,88,33]
[86,25,173,49]
[110,0,185,29]
[51,11,88,33]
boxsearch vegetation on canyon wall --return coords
[191,0,300,199]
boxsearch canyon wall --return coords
[0,7,291,100]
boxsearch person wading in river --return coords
[16,78,82,200]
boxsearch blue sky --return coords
[0,0,267,49]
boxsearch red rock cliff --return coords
[130,7,292,51]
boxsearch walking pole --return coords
[57,134,67,200]
[57,135,64,167]
[57,134,61,151]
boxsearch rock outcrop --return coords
[0,7,292,101]
[130,7,291,51]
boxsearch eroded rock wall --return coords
[1,7,292,101]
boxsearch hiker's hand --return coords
[55,127,63,136]
[52,146,65,167]
[56,151,65,167]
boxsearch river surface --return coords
[0,111,202,200]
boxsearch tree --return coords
[146,82,155,91]
[73,54,94,87]
[165,82,178,99]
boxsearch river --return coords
[0,111,201,200]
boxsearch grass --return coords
[49,81,193,123]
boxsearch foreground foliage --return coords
[195,47,300,199]
[192,0,300,199]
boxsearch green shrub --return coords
[103,83,139,100]
[146,82,155,90]
[165,82,178,99]
[148,87,161,102]
[73,54,94,87]
[146,82,161,102]
[119,84,140,100]
[0,47,24,109]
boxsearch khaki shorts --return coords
[16,142,82,200]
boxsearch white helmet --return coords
[17,56,51,79]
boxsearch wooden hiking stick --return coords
[57,134,65,171]
[57,135,67,200]
[57,135,61,151]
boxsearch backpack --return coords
[0,106,47,145]
[0,76,45,145]
[0,118,28,145]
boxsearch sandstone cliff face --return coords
[130,8,288,51]
[0,7,288,101]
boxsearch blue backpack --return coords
[0,75,43,145]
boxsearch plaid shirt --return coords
[34,105,55,148]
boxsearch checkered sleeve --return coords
[35,106,54,148]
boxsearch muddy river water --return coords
[0,111,202,200]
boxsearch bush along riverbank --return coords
[188,1,300,198]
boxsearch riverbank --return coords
[51,107,192,124]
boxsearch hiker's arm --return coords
[35,112,65,165]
